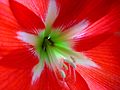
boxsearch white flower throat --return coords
[17,24,99,84]
[34,25,78,79]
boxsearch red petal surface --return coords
[80,0,115,23]
[53,0,116,29]
[73,7,120,51]
[32,66,89,90]
[53,0,88,29]
[0,47,38,69]
[13,0,49,21]
[0,2,24,56]
[0,66,32,90]
[0,3,38,68]
[31,66,66,90]
[9,0,45,30]
[0,0,9,5]
[64,66,90,90]
[77,33,120,90]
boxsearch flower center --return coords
[17,25,98,83]
[16,23,98,84]
[33,25,80,79]
[42,36,54,51]
[35,25,72,65]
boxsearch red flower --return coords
[0,0,120,90]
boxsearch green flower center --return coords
[30,25,97,83]
[42,36,54,51]
[32,25,79,79]
[35,25,72,65]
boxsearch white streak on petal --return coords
[115,32,120,36]
[64,19,89,39]
[32,62,44,84]
[76,53,100,68]
[16,31,37,46]
[45,0,58,25]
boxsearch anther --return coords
[70,56,76,63]
[63,63,68,70]
[64,58,76,68]
[60,70,66,78]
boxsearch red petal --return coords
[53,0,88,29]
[0,47,38,69]
[0,3,36,56]
[64,66,90,90]
[31,66,67,90]
[0,3,24,55]
[77,33,120,90]
[0,66,32,90]
[73,7,120,51]
[1,0,49,21]
[14,0,49,21]
[80,0,116,23]
[0,4,38,68]
[0,0,9,5]
[53,0,116,29]
[32,66,89,90]
[9,0,45,30]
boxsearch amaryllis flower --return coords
[0,0,120,90]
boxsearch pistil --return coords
[42,36,54,51]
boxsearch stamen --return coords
[63,63,68,70]
[60,70,66,78]
[70,56,76,63]
[64,58,76,68]
[72,68,76,82]
[48,36,51,39]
